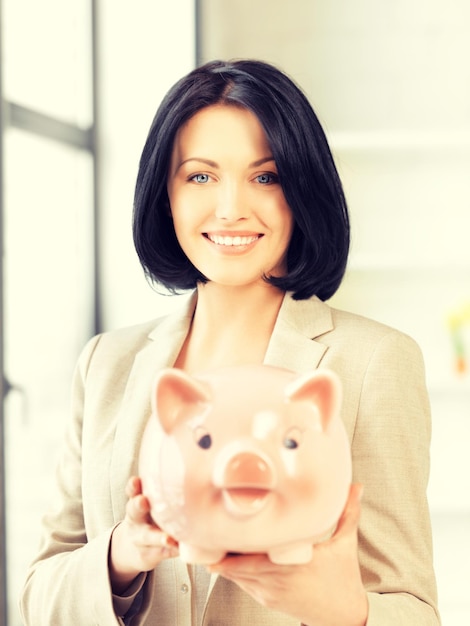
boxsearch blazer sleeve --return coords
[19,336,147,626]
[350,329,440,624]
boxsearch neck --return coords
[175,282,287,372]
[194,281,285,328]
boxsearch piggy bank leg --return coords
[178,542,226,565]
[268,543,313,565]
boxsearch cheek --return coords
[170,192,211,236]
[273,201,294,238]
[169,194,189,227]
[170,211,186,243]
[273,210,295,267]
[284,206,295,234]
[170,204,198,252]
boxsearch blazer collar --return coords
[143,291,334,373]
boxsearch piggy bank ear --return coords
[285,369,341,431]
[153,368,211,434]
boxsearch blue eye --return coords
[191,173,210,184]
[256,173,278,185]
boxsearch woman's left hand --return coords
[207,483,368,626]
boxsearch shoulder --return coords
[326,303,423,359]
[320,304,429,419]
[72,308,191,421]
[77,294,196,377]
[287,294,422,357]
[96,316,167,353]
[77,316,166,374]
[301,298,427,382]
[312,302,430,447]
[329,307,413,341]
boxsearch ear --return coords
[284,369,342,431]
[153,368,211,434]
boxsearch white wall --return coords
[97,0,195,331]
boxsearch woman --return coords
[20,60,440,625]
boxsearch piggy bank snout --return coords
[220,451,275,489]
[215,451,276,518]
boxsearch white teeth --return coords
[208,234,259,246]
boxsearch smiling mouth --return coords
[205,233,262,247]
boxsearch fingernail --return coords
[161,534,178,548]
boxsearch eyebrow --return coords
[176,156,276,171]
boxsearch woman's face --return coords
[167,104,294,289]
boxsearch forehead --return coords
[171,104,272,162]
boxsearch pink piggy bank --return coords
[139,365,352,565]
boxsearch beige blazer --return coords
[20,293,440,625]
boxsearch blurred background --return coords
[0,1,469,624]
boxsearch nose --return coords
[214,180,248,221]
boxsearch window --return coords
[1,2,196,622]
[0,2,97,624]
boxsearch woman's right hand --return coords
[109,476,179,594]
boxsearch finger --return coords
[127,493,152,524]
[159,533,179,549]
[125,476,142,499]
[135,535,180,567]
[334,483,363,537]
[137,525,180,562]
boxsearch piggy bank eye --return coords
[283,427,302,450]
[283,437,298,449]
[194,426,212,450]
[198,434,212,449]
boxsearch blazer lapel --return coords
[264,293,333,373]
[109,294,197,520]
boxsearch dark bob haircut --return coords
[133,59,349,301]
